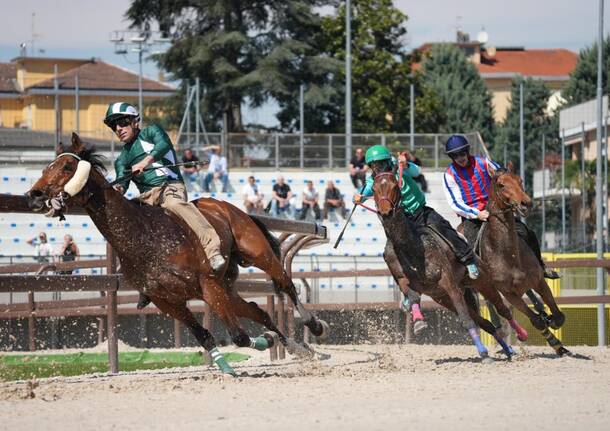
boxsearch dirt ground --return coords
[1,343,609,431]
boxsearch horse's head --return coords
[373,172,401,216]
[26,133,105,218]
[490,161,532,217]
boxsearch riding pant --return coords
[408,206,476,266]
[137,181,222,261]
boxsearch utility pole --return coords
[345,0,352,166]
[519,82,525,185]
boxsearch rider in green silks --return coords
[354,145,480,280]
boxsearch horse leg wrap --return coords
[509,319,529,341]
[540,328,569,356]
[468,328,488,357]
[209,347,236,376]
[493,333,515,358]
[411,303,424,322]
[249,336,270,351]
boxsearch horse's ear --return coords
[71,132,85,154]
[488,164,496,178]
[56,142,64,155]
[507,161,514,173]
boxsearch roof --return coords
[0,62,17,93]
[478,48,578,79]
[28,60,175,92]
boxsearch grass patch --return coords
[0,350,250,381]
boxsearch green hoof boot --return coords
[210,348,237,376]
[249,336,270,351]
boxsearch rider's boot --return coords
[466,263,480,280]
[543,266,561,279]
[136,292,152,309]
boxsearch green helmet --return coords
[103,102,140,127]
[365,145,391,164]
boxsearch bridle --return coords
[373,171,401,214]
[488,170,527,218]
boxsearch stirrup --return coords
[466,264,480,280]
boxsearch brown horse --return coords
[478,162,568,355]
[25,133,328,375]
[373,172,517,361]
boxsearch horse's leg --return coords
[532,279,565,329]
[476,283,529,341]
[151,297,235,375]
[502,290,547,330]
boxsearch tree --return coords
[300,0,444,133]
[126,0,335,132]
[562,36,610,106]
[420,44,495,143]
[492,77,558,193]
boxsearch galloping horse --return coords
[373,171,520,361]
[26,133,328,375]
[477,162,568,355]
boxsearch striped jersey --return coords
[443,155,500,219]
[114,124,183,193]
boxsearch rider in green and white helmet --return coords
[104,102,226,308]
[354,144,480,280]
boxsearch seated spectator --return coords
[349,147,368,189]
[323,180,347,220]
[270,175,293,218]
[242,175,264,214]
[26,231,54,263]
[299,180,321,221]
[57,234,80,275]
[203,145,229,193]
[181,148,202,192]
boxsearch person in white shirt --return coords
[203,146,229,192]
[27,231,54,263]
[299,180,321,221]
[242,175,264,214]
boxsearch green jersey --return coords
[361,161,426,215]
[114,124,183,193]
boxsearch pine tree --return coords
[420,44,495,143]
[562,36,610,106]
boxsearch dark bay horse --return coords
[25,133,328,375]
[478,162,568,355]
[373,172,519,361]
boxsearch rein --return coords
[373,171,401,215]
[106,160,209,188]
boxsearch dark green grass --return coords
[0,350,250,381]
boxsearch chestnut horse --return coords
[478,163,568,355]
[373,172,522,361]
[25,133,328,375]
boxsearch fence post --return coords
[267,295,277,360]
[328,134,333,169]
[434,134,439,169]
[275,133,279,170]
[174,319,182,348]
[28,291,35,351]
[277,297,286,359]
[107,277,119,374]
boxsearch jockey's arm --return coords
[132,125,174,174]
[114,154,130,194]
[442,170,480,219]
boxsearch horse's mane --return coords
[60,142,107,174]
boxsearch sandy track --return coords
[1,344,609,430]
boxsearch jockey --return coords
[442,134,559,279]
[104,102,226,286]
[354,144,480,280]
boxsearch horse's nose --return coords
[27,189,43,199]
[523,199,533,208]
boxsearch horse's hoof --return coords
[413,320,428,336]
[316,319,330,341]
[557,346,571,357]
[263,331,279,349]
[550,313,566,330]
[481,356,495,364]
[286,338,315,358]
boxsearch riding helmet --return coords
[365,145,392,165]
[103,102,140,127]
[445,134,470,154]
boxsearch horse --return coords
[477,162,569,356]
[372,171,520,361]
[25,133,328,375]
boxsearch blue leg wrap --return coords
[493,334,515,357]
[469,328,488,357]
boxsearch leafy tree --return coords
[420,44,495,142]
[126,0,335,132]
[303,0,444,133]
[562,36,610,106]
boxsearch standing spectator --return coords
[407,151,428,193]
[323,180,347,220]
[270,175,293,218]
[299,180,321,221]
[181,148,202,192]
[203,145,229,192]
[26,232,54,263]
[349,147,368,189]
[242,175,264,214]
[57,234,80,275]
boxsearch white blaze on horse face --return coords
[63,160,92,196]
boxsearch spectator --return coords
[349,147,368,189]
[203,145,229,193]
[407,152,428,193]
[269,175,293,218]
[26,232,54,263]
[299,180,321,221]
[242,175,264,214]
[323,180,347,220]
[57,234,80,275]
[181,148,202,192]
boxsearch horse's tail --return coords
[248,215,285,298]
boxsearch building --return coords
[0,56,175,141]
[414,35,578,123]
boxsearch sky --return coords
[0,0,607,126]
